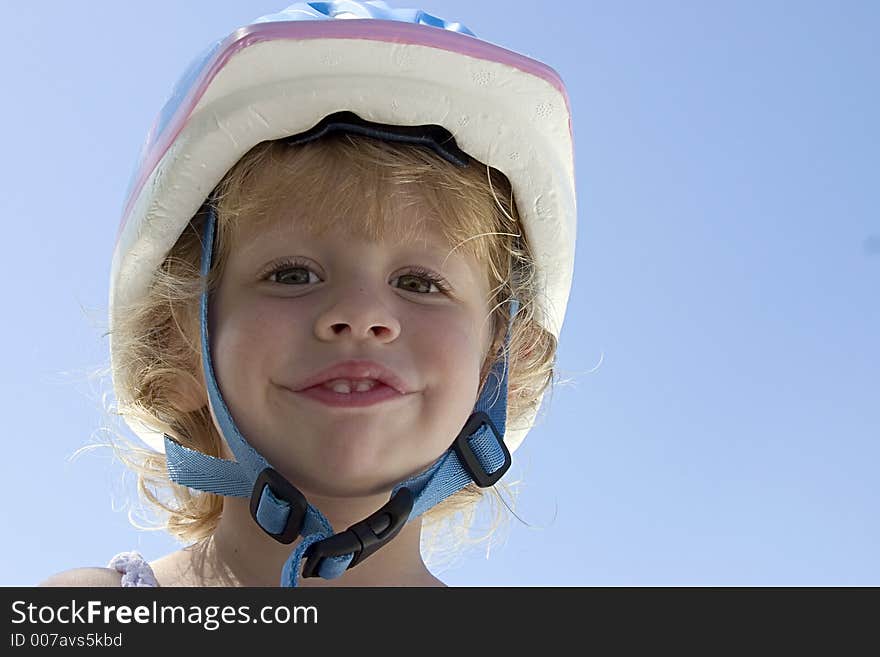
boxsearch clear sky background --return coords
[1,1,877,587]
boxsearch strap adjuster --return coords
[453,411,511,487]
[301,487,414,578]
[249,467,308,544]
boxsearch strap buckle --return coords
[249,467,308,544]
[301,487,415,578]
[453,411,511,487]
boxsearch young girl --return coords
[41,0,576,587]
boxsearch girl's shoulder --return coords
[39,567,123,587]
[39,551,159,588]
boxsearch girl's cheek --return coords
[422,314,483,363]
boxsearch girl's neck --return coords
[172,494,444,587]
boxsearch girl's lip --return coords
[294,359,410,394]
[292,382,409,408]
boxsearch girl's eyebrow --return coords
[237,229,464,272]
[247,232,480,283]
[242,222,456,256]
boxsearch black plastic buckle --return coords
[249,468,308,544]
[301,487,415,578]
[453,411,512,487]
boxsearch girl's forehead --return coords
[235,206,455,254]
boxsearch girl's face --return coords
[209,195,493,498]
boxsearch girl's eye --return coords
[265,260,449,294]
[394,274,437,294]
[267,264,317,286]
[392,267,450,294]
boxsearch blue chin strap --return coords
[163,113,519,587]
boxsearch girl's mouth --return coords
[293,382,407,408]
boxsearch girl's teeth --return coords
[324,379,378,394]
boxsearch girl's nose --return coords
[314,291,401,343]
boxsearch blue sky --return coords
[1,0,877,586]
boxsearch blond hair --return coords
[106,132,558,567]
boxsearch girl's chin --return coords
[271,463,406,501]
